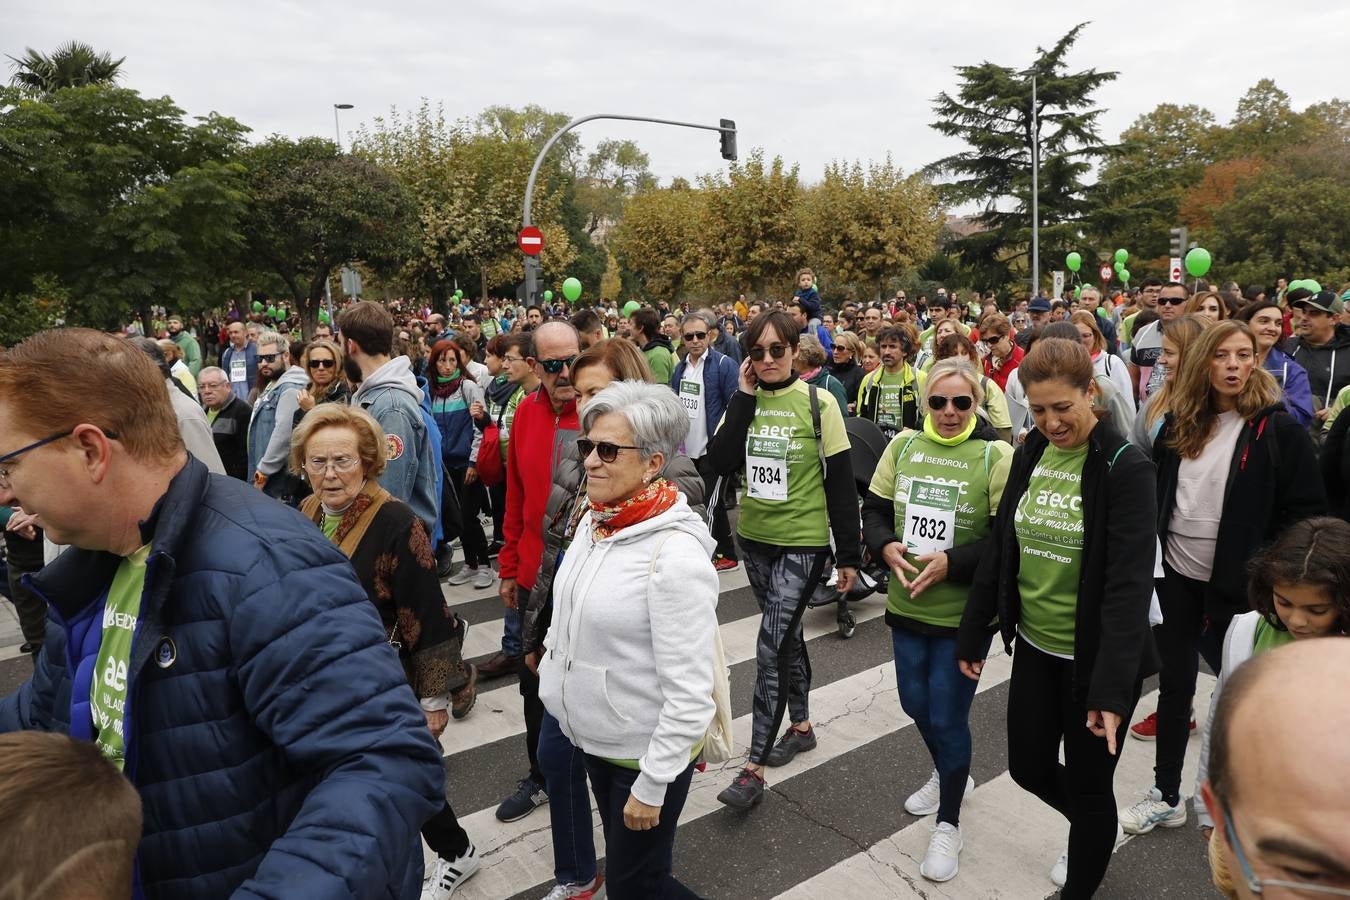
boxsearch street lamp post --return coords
[333,103,354,151]
[1029,76,1039,298]
[520,113,737,305]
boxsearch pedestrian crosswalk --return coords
[434,570,1217,899]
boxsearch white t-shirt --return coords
[1166,411,1244,580]
[679,353,708,459]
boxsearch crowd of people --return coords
[2,268,1350,899]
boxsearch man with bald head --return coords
[1201,639,1350,898]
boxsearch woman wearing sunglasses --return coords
[537,381,717,900]
[293,339,350,429]
[862,358,1013,883]
[706,310,861,809]
[957,337,1158,897]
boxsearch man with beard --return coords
[166,316,203,377]
[857,325,925,439]
[460,314,486,361]
[245,332,307,493]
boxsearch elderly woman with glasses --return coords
[538,381,718,900]
[861,358,1013,883]
[291,403,482,899]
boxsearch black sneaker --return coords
[765,726,817,767]
[495,777,548,822]
[436,545,456,579]
[717,767,766,809]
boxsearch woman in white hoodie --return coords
[538,380,718,900]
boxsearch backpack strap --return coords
[809,383,827,479]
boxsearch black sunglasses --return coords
[257,352,281,363]
[928,394,974,411]
[307,359,335,369]
[536,355,577,375]
[577,438,642,463]
[683,330,708,342]
[1157,297,1188,307]
[748,344,789,362]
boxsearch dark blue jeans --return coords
[582,756,701,900]
[502,607,523,657]
[538,712,597,886]
[891,625,990,826]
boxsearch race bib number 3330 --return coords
[746,434,788,501]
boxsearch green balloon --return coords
[1065,252,1082,272]
[562,277,583,303]
[1120,269,1131,284]
[454,289,463,299]
[543,290,554,302]
[1114,261,1124,274]
[1114,248,1129,265]
[252,301,263,313]
[1184,247,1212,278]
[266,306,276,319]
[319,309,331,324]
[622,301,641,317]
[1073,285,1082,298]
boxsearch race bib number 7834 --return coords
[745,434,788,502]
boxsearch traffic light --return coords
[1169,227,1188,258]
[719,119,737,162]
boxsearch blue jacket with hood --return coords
[351,356,441,539]
[0,457,444,899]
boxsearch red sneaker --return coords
[1129,711,1197,741]
[713,557,739,572]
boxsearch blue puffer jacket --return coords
[671,347,740,444]
[0,457,444,900]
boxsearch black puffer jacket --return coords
[522,443,707,655]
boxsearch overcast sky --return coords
[7,0,1346,194]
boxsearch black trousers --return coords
[446,466,490,568]
[1006,641,1140,900]
[488,481,507,545]
[694,454,737,561]
[516,583,546,785]
[422,800,471,861]
[1153,562,1230,802]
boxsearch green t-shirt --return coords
[92,543,151,770]
[644,345,676,387]
[868,425,1012,628]
[865,366,924,432]
[1324,384,1350,433]
[321,513,342,539]
[1015,443,1088,657]
[206,407,220,425]
[737,380,850,548]
[1121,312,1138,348]
[1252,616,1296,655]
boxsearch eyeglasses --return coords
[303,455,361,475]
[503,355,525,364]
[577,439,643,463]
[1157,297,1188,307]
[536,355,577,375]
[748,344,789,362]
[928,395,974,411]
[0,429,119,489]
[258,352,282,363]
[1222,800,1350,896]
[307,359,335,369]
[683,331,708,342]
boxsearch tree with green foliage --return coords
[698,149,803,299]
[7,41,124,95]
[238,136,416,338]
[926,23,1116,294]
[575,139,656,236]
[0,84,249,335]
[610,181,705,301]
[798,157,942,301]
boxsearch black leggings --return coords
[1006,641,1140,900]
[446,466,490,568]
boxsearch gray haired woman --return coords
[538,381,717,900]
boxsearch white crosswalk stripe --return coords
[433,573,1219,900]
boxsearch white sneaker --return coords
[1050,824,1125,888]
[904,769,975,816]
[446,566,475,586]
[919,822,962,882]
[421,843,480,899]
[473,567,496,590]
[1118,787,1187,834]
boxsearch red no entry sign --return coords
[518,225,544,256]
[1099,264,1113,283]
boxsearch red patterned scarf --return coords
[589,477,678,542]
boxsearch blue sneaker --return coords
[495,776,548,822]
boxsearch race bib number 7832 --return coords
[902,478,959,555]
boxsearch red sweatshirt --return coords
[498,388,580,590]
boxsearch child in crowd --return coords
[794,267,822,329]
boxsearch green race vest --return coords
[1014,443,1088,656]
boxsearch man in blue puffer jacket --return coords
[0,328,444,900]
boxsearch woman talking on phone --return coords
[707,310,861,810]
[956,338,1158,897]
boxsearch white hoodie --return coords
[539,494,718,807]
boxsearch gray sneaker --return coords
[473,567,496,590]
[446,566,476,586]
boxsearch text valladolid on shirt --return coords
[737,380,849,548]
[91,543,152,770]
[1014,443,1088,657]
